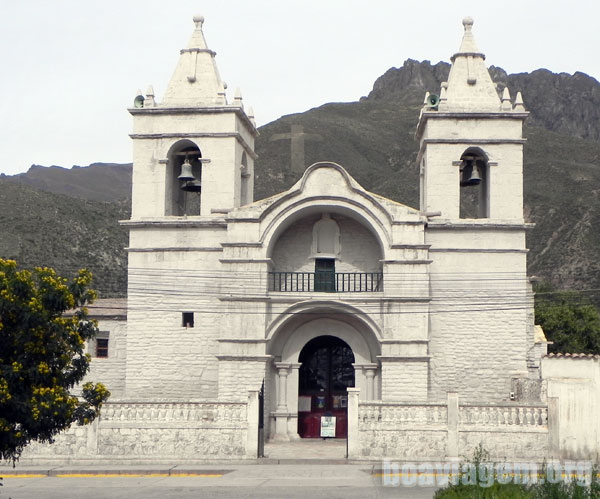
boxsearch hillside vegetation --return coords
[1,62,599,299]
[0,178,128,296]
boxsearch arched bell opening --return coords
[297,335,355,438]
[459,147,489,219]
[240,151,250,206]
[165,140,202,216]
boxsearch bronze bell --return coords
[181,179,202,192]
[177,158,196,181]
[460,158,482,186]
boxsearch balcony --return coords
[268,271,383,293]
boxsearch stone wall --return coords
[20,400,253,464]
[426,227,531,403]
[86,318,127,397]
[124,244,225,399]
[349,394,549,461]
[542,354,600,461]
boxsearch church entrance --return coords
[297,335,355,438]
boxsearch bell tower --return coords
[123,16,258,399]
[419,18,534,403]
[416,17,528,221]
[128,15,258,219]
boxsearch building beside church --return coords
[22,15,600,463]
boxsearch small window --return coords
[96,338,109,358]
[182,312,194,328]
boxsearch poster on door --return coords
[298,396,311,412]
[320,416,336,438]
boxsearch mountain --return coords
[0,178,129,297]
[1,61,599,299]
[368,59,600,143]
[2,163,132,202]
[255,61,600,297]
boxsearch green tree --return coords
[535,282,600,354]
[0,259,110,463]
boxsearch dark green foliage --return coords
[434,445,532,498]
[535,282,600,354]
[435,446,600,498]
[434,483,532,498]
[0,259,110,463]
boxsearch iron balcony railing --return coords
[269,271,383,293]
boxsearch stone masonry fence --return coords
[347,388,549,460]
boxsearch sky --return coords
[1,0,598,175]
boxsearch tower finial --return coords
[514,92,526,111]
[501,87,512,111]
[193,14,205,28]
[234,87,244,109]
[463,16,474,32]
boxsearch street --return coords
[1,465,438,499]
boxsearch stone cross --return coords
[269,124,321,175]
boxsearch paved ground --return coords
[1,465,439,498]
[0,441,440,498]
[263,437,348,461]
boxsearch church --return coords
[23,15,599,463]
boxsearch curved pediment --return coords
[230,161,422,223]
[225,161,426,260]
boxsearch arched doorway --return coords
[297,335,355,438]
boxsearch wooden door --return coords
[297,335,355,438]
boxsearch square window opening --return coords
[182,312,194,328]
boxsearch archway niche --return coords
[269,210,383,292]
[267,314,380,441]
[459,147,490,219]
[240,151,250,206]
[165,140,202,216]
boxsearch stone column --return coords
[353,363,378,400]
[273,362,291,441]
[547,396,560,459]
[246,389,260,457]
[364,366,377,400]
[447,392,459,459]
[286,363,302,439]
[347,387,361,458]
[86,417,99,455]
[275,363,290,411]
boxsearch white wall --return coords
[542,355,600,460]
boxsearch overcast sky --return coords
[1,0,598,175]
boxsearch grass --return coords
[434,445,600,499]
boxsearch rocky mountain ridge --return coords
[1,61,599,300]
[368,59,600,143]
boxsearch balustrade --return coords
[100,401,247,424]
[459,404,548,426]
[269,271,383,292]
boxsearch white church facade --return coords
[22,16,600,463]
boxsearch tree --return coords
[534,282,600,354]
[0,259,110,463]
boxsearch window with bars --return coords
[96,338,109,358]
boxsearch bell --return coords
[181,179,202,192]
[177,158,196,181]
[460,159,482,186]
